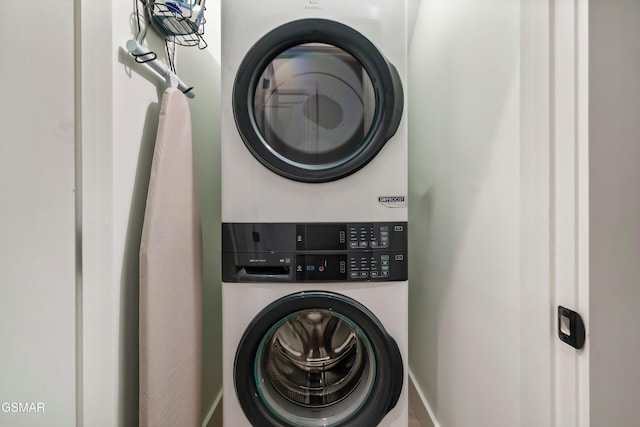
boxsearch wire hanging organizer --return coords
[124,0,208,98]
[146,0,208,49]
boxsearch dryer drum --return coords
[234,291,403,427]
[232,18,404,183]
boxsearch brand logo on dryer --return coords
[378,196,407,208]
[305,0,323,10]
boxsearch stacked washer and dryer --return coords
[221,0,408,425]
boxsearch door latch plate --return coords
[558,306,586,350]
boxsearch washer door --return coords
[233,19,404,182]
[234,291,403,427]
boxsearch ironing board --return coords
[139,88,202,427]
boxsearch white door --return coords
[0,1,77,426]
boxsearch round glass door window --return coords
[233,19,404,182]
[254,43,376,168]
[234,291,403,427]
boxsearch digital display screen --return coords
[295,254,348,281]
[296,224,347,251]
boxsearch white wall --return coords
[589,1,640,425]
[179,3,224,424]
[0,1,76,426]
[408,2,596,426]
[408,1,526,425]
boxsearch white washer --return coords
[221,0,408,223]
[222,281,408,427]
[221,221,408,427]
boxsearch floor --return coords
[213,405,420,426]
[408,401,420,427]
[213,398,422,426]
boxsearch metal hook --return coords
[132,50,157,64]
[125,39,196,98]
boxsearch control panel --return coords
[222,222,408,282]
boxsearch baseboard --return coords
[202,389,223,427]
[408,369,440,427]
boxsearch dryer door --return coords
[233,18,404,182]
[234,291,403,427]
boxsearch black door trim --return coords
[234,291,403,426]
[233,18,404,183]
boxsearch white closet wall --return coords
[0,2,77,426]
[407,1,559,426]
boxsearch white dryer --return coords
[221,1,408,426]
[221,0,407,223]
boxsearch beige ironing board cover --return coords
[139,88,202,427]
